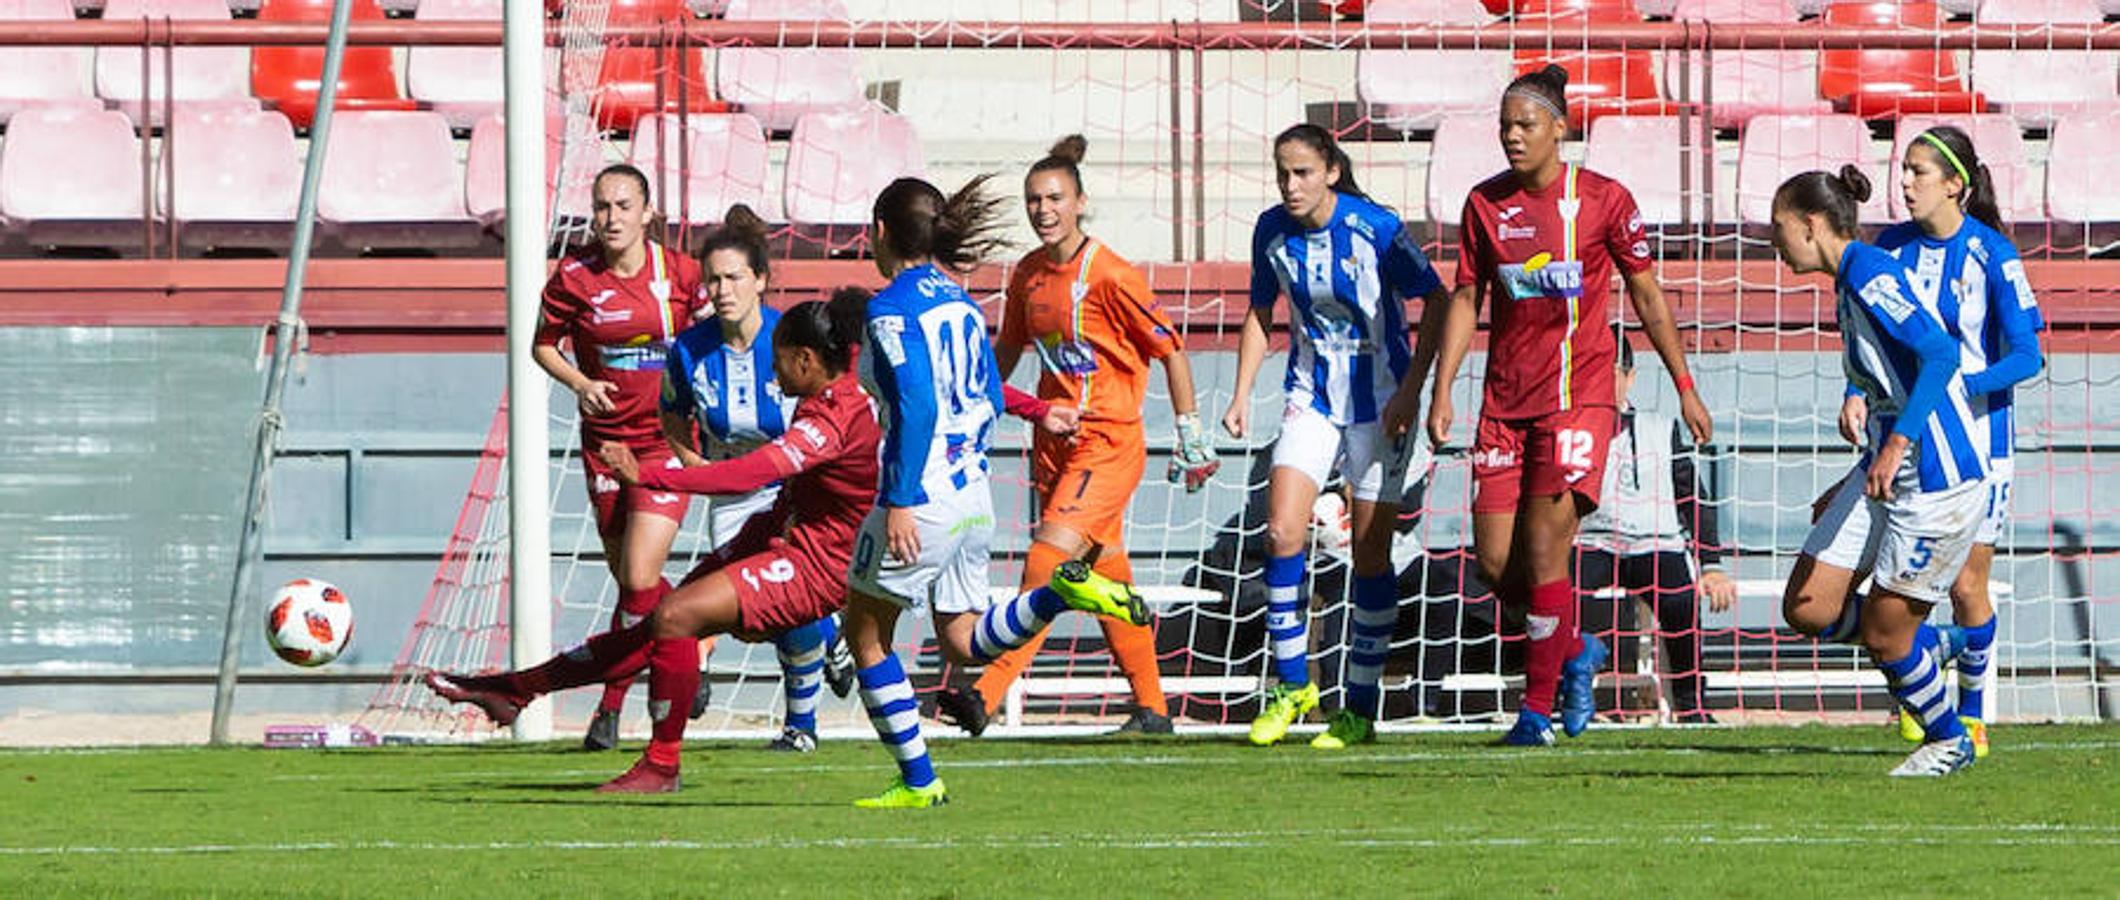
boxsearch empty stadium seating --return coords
[1818,2,1986,119]
[1664,0,1833,129]
[97,0,254,126]
[166,106,302,250]
[2046,107,2120,224]
[464,113,598,228]
[1970,0,2119,128]
[0,0,93,123]
[716,0,866,133]
[593,0,722,132]
[1583,115,1689,224]
[627,112,772,225]
[1424,113,1509,229]
[316,110,480,250]
[1356,0,1514,133]
[1515,0,1676,125]
[1735,114,1887,224]
[0,105,144,246]
[1888,114,2043,223]
[253,0,417,129]
[783,105,924,233]
[408,0,505,129]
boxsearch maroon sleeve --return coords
[1003,384,1052,420]
[640,408,845,495]
[1453,193,1486,289]
[536,268,575,347]
[1604,181,1654,276]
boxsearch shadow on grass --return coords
[464,792,842,810]
[1334,768,1820,781]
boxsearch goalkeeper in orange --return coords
[932,135,1219,736]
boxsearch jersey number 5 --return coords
[1557,428,1596,470]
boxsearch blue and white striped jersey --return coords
[661,306,794,459]
[1249,192,1443,427]
[861,264,1005,508]
[1838,241,1985,492]
[1875,218,2044,462]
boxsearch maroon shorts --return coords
[680,530,847,637]
[1470,406,1616,514]
[581,440,692,540]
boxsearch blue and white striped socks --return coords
[1343,573,1398,718]
[774,621,827,735]
[1957,616,1996,720]
[1265,553,1310,686]
[1878,627,1966,743]
[856,654,936,788]
[971,586,1067,663]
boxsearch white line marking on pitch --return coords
[5,828,2118,857]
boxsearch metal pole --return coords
[208,0,355,746]
[503,0,553,742]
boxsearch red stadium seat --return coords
[253,0,418,129]
[316,110,480,250]
[1424,112,1509,228]
[1356,0,1514,132]
[716,0,865,133]
[0,105,144,246]
[1735,114,1888,224]
[409,0,505,129]
[167,107,303,250]
[1665,0,1831,129]
[1888,114,2043,223]
[97,0,256,126]
[591,0,723,132]
[783,105,924,227]
[1514,0,1675,126]
[2045,107,2120,223]
[627,112,771,225]
[1818,2,1986,120]
[1583,115,1688,224]
[1970,0,2118,128]
[0,0,94,123]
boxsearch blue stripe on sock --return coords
[1026,585,1066,621]
[1353,574,1397,612]
[856,655,906,691]
[816,614,840,648]
[1879,647,1963,742]
[1265,552,1305,587]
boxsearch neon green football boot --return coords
[1898,706,1926,743]
[1309,708,1376,750]
[1248,682,1320,747]
[853,777,949,809]
[1048,560,1149,626]
[1962,717,1990,759]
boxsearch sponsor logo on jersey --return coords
[1499,223,1538,242]
[2001,259,2036,311]
[1498,259,1584,302]
[1498,206,1524,221]
[598,342,667,372]
[777,440,807,470]
[794,419,829,450]
[1627,211,1644,234]
[593,474,620,495]
[1343,212,1377,243]
[588,288,618,306]
[591,307,635,326]
[649,492,680,505]
[1631,240,1650,259]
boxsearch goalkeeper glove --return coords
[1167,412,1220,493]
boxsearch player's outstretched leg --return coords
[1252,552,1320,746]
[853,653,948,809]
[767,620,828,753]
[423,620,657,727]
[591,578,673,750]
[1313,572,1395,749]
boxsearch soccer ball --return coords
[265,578,353,667]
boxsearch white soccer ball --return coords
[265,578,353,667]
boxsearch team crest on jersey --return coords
[1859,275,1917,323]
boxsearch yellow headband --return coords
[1917,131,1971,186]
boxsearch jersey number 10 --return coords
[931,311,992,417]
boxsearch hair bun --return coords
[1835,165,1872,204]
[1047,134,1087,166]
[721,203,768,239]
[1539,63,1569,90]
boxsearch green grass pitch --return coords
[3,724,2116,897]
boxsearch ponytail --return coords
[1913,126,2003,230]
[872,175,1013,274]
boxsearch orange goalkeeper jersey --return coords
[999,238,1180,425]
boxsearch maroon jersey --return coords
[639,370,880,577]
[537,242,705,447]
[1456,164,1652,420]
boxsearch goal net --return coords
[365,4,2120,739]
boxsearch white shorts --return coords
[706,486,780,552]
[849,477,995,616]
[1973,457,2014,546]
[1801,464,1984,606]
[1270,404,1431,504]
